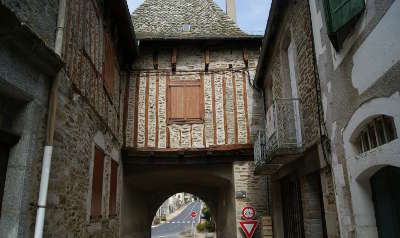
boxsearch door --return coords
[281,175,305,238]
[371,166,400,238]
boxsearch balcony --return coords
[254,98,304,175]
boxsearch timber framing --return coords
[123,144,253,163]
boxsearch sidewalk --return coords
[165,203,190,221]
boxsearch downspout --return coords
[34,0,66,237]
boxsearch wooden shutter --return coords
[103,32,115,98]
[168,80,203,123]
[109,160,118,216]
[323,0,365,49]
[91,146,104,219]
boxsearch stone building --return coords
[0,0,136,237]
[309,0,400,237]
[253,1,339,238]
[0,2,63,236]
[121,0,270,237]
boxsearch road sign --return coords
[242,206,256,220]
[191,211,196,218]
[240,220,258,238]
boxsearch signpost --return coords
[191,210,197,237]
[240,206,258,238]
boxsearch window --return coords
[109,160,118,217]
[167,80,203,124]
[183,23,191,32]
[357,116,398,154]
[91,146,104,219]
[323,0,365,49]
[103,32,115,98]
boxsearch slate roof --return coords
[131,0,248,40]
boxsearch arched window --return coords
[356,115,397,154]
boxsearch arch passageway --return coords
[120,162,237,238]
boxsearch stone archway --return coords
[120,163,237,238]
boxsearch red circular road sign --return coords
[191,211,197,218]
[242,206,256,220]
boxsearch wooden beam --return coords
[242,71,250,144]
[222,72,228,144]
[166,72,170,148]
[205,48,210,71]
[232,72,238,144]
[153,51,159,69]
[171,48,177,72]
[243,48,249,68]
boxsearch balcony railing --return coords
[255,98,303,168]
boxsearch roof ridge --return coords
[131,0,248,40]
[205,0,246,35]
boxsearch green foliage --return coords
[200,205,216,232]
[153,217,161,225]
[161,215,167,221]
[205,220,215,232]
[196,222,206,232]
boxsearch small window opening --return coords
[183,23,191,32]
[357,116,398,154]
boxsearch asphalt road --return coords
[152,201,201,238]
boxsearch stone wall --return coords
[62,0,124,142]
[309,0,400,237]
[1,0,59,48]
[28,73,123,237]
[0,41,51,238]
[233,161,267,238]
[259,1,340,238]
[126,46,263,149]
[263,0,319,149]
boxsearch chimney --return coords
[225,0,237,23]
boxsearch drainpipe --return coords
[33,0,66,237]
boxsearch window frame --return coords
[322,0,365,50]
[167,79,204,124]
[357,116,398,154]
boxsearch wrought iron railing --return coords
[254,98,303,167]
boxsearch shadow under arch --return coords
[121,163,237,238]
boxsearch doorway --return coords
[371,166,400,238]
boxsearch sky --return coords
[126,0,271,35]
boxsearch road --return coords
[152,201,201,238]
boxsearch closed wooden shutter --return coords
[168,80,203,123]
[103,32,115,98]
[109,160,118,216]
[323,0,365,49]
[91,146,104,219]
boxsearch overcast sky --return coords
[126,0,271,35]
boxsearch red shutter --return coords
[168,80,203,123]
[109,160,118,216]
[91,146,104,219]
